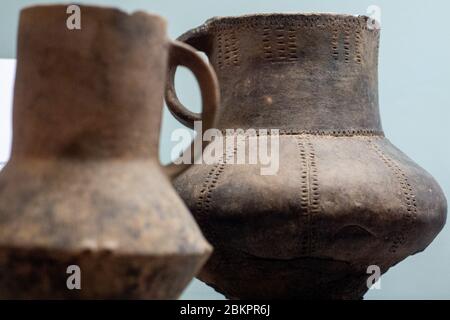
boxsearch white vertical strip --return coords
[0,59,15,170]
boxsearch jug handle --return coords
[163,40,219,179]
[177,25,212,53]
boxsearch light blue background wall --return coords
[0,0,449,299]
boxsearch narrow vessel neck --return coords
[11,6,167,159]
[200,14,383,133]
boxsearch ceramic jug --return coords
[0,5,220,299]
[166,14,447,299]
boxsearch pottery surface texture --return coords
[169,14,447,299]
[0,5,218,299]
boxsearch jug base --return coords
[198,249,375,300]
[0,245,209,299]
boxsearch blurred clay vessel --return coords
[0,4,220,299]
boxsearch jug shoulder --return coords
[174,135,446,262]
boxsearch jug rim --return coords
[204,12,370,26]
[19,3,167,26]
[179,13,378,36]
[178,12,378,45]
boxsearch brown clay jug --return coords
[166,14,447,299]
[0,5,220,299]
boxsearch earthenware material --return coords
[0,5,219,299]
[167,14,447,299]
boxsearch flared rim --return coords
[204,12,370,25]
[20,3,167,25]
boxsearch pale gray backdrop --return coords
[0,0,449,299]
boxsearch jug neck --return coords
[12,5,167,159]
[183,14,383,135]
